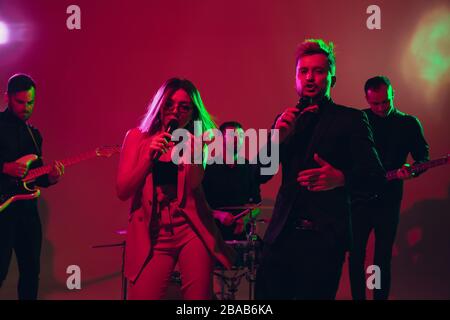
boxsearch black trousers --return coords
[349,199,401,300]
[255,224,346,300]
[0,203,42,300]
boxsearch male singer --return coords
[255,39,386,299]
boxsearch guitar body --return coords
[0,184,41,212]
[0,154,41,212]
[16,154,39,168]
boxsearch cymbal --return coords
[115,229,127,235]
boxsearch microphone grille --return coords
[167,119,179,133]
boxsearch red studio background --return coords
[0,0,449,299]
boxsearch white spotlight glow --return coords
[0,21,9,44]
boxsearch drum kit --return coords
[213,203,270,300]
[92,203,271,300]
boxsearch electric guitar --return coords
[0,145,120,212]
[385,154,449,181]
[351,154,449,205]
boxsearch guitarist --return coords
[0,74,64,300]
[349,76,430,300]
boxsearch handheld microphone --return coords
[296,96,313,112]
[166,118,179,134]
[153,119,179,161]
[294,96,318,132]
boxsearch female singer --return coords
[116,78,234,299]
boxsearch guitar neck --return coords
[24,150,99,182]
[412,158,448,172]
[386,156,449,181]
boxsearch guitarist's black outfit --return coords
[255,98,386,299]
[0,108,53,300]
[349,108,429,300]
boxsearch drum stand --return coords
[214,269,248,300]
[245,215,259,300]
[214,215,259,300]
[91,241,127,300]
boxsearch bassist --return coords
[349,76,430,300]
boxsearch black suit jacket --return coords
[262,100,386,249]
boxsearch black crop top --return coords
[153,160,178,186]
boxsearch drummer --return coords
[203,121,264,241]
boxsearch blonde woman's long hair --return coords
[139,78,217,135]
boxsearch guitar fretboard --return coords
[23,151,98,182]
[22,145,120,182]
[386,156,449,181]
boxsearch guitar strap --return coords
[26,125,42,157]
